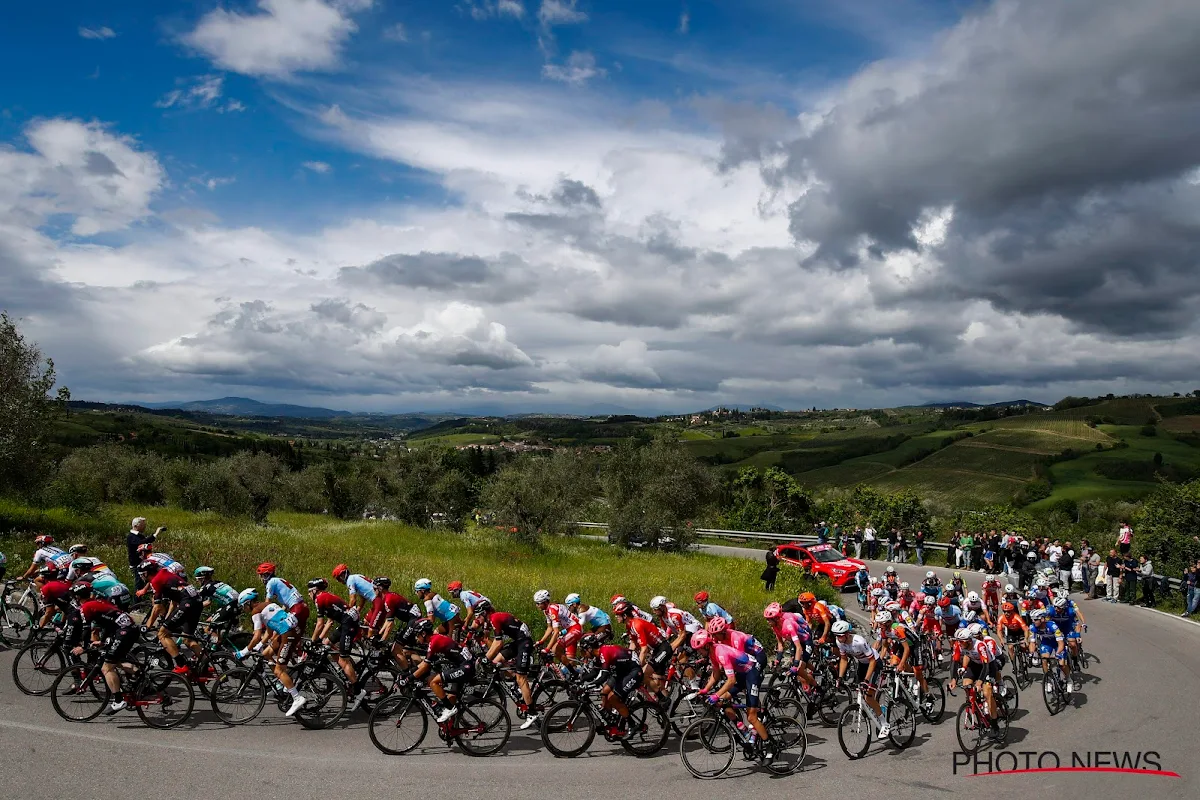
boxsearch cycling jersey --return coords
[771,612,811,645]
[370,592,420,627]
[697,601,733,625]
[425,633,470,665]
[953,638,992,665]
[264,577,304,609]
[662,607,702,636]
[821,601,848,622]
[936,604,962,625]
[33,546,70,569]
[626,616,664,649]
[149,570,200,605]
[543,603,578,632]
[458,589,490,610]
[1050,602,1081,636]
[258,602,298,635]
[726,628,764,658]
[86,573,131,608]
[710,642,754,676]
[146,552,185,576]
[314,591,359,624]
[597,643,635,670]
[996,612,1027,639]
[488,612,532,641]
[836,634,880,663]
[575,605,611,630]
[423,593,459,623]
[40,579,73,607]
[345,574,376,603]
[1031,621,1065,654]
[921,578,941,595]
[200,581,239,608]
[79,599,134,633]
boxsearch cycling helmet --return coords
[612,601,631,616]
[1035,578,1048,589]
[38,565,60,580]
[533,589,552,604]
[332,564,349,581]
[411,618,433,636]
[1001,602,1015,613]
[447,581,463,592]
[1030,609,1048,621]
[923,595,936,606]
[1052,596,1068,609]
[579,634,599,650]
[871,587,885,598]
[798,592,816,604]
[256,563,276,577]
[874,610,892,624]
[830,620,852,636]
[69,583,92,599]
[68,544,88,555]
[937,596,952,608]
[693,591,709,604]
[1053,587,1069,599]
[763,602,782,620]
[966,591,979,602]
[564,593,581,606]
[962,610,978,623]
[194,566,215,579]
[475,598,493,614]
[886,566,896,574]
[967,623,984,637]
[649,595,667,610]
[611,594,626,605]
[1026,552,1037,560]
[139,560,160,575]
[953,571,961,579]
[237,588,259,606]
[70,558,93,574]
[884,601,901,612]
[899,581,910,590]
[690,631,711,649]
[34,535,54,547]
[136,543,154,557]
[414,578,432,592]
[373,576,392,590]
[307,578,328,592]
[705,617,727,635]
[1004,584,1015,593]
[925,571,935,579]
[954,627,972,641]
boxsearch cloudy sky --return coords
[4,0,1200,414]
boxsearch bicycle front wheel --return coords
[0,604,36,646]
[367,694,428,755]
[1042,673,1066,715]
[836,702,872,760]
[210,667,267,725]
[455,697,511,756]
[919,678,946,723]
[679,716,735,779]
[621,700,669,756]
[540,700,596,758]
[294,669,348,730]
[1000,675,1019,711]
[12,641,65,696]
[50,666,111,722]
[955,702,985,753]
[886,696,917,749]
[137,670,195,729]
[764,715,807,775]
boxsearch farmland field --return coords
[866,468,1022,507]
[907,442,1042,479]
[406,432,502,447]
[1161,415,1200,433]
[796,460,895,487]
[986,415,1111,441]
[964,428,1109,453]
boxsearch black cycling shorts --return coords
[103,627,138,665]
[208,604,239,629]
[964,661,996,683]
[336,619,360,657]
[853,659,882,688]
[163,601,202,636]
[607,660,643,702]
[441,662,475,694]
[648,641,673,676]
[511,637,533,675]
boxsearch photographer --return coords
[126,517,164,592]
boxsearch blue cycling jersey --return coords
[425,594,459,623]
[265,577,303,608]
[1050,604,1078,633]
[700,602,734,624]
[1032,620,1064,646]
[346,574,376,602]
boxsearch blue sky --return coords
[3,0,1199,414]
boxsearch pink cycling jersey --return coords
[726,628,763,654]
[773,612,810,644]
[711,642,754,676]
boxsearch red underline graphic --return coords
[967,767,1181,779]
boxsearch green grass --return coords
[0,503,833,641]
[965,428,1105,453]
[677,429,716,441]
[866,469,1023,507]
[909,442,1042,480]
[406,433,502,447]
[796,461,895,487]
[986,415,1111,441]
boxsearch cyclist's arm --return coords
[712,673,736,700]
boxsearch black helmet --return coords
[475,598,493,614]
[579,634,600,651]
[68,544,88,556]
[70,583,93,599]
[38,565,61,580]
[372,576,392,590]
[411,618,433,636]
[139,560,160,575]
[307,578,328,592]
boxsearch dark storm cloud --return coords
[338,251,534,303]
[552,178,601,209]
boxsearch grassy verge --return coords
[0,503,833,641]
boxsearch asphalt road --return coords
[0,550,1194,799]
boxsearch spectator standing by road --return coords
[914,530,926,566]
[863,525,877,560]
[886,528,897,562]
[1182,566,1198,617]
[761,547,779,592]
[851,527,863,559]
[1140,556,1156,606]
[897,531,909,564]
[1058,542,1075,592]
[126,516,163,592]
[1122,553,1140,603]
[1087,549,1101,599]
[1118,522,1133,555]
[1104,550,1121,602]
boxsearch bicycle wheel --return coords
[955,703,985,753]
[530,679,570,714]
[194,651,240,700]
[818,685,851,726]
[12,641,65,696]
[1042,673,1065,715]
[540,700,596,758]
[454,697,511,756]
[1014,652,1032,688]
[886,696,917,749]
[668,690,705,735]
[679,716,735,779]
[764,715,807,775]
[621,700,669,756]
[1000,675,1019,711]
[919,678,946,723]
[50,666,111,722]
[136,670,195,729]
[0,604,36,646]
[294,669,348,730]
[210,667,267,725]
[836,702,872,760]
[368,694,428,755]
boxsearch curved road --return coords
[0,554,1195,798]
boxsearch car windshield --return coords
[810,548,844,564]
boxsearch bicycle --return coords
[472,653,570,726]
[836,675,916,759]
[951,671,1009,752]
[49,653,195,728]
[678,698,807,778]
[367,676,511,757]
[883,663,945,724]
[0,580,37,646]
[539,683,669,759]
[1041,655,1072,715]
[209,645,348,729]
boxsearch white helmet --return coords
[925,571,935,579]
[1026,552,1037,560]
[649,595,667,610]
[967,623,984,637]
[874,610,892,624]
[954,627,972,641]
[899,581,910,590]
[533,589,551,604]
[886,566,896,574]
[1052,596,1068,609]
[1004,584,1015,593]
[923,595,936,606]
[871,587,885,597]
[831,620,852,635]
[414,578,432,591]
[884,601,901,612]
[564,593,581,606]
[237,588,259,606]
[1031,608,1048,620]
[967,591,979,602]
[962,610,978,622]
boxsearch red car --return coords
[774,543,866,590]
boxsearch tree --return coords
[602,438,717,550]
[820,485,931,535]
[481,453,595,543]
[721,467,814,534]
[0,312,70,494]
[1134,479,1200,576]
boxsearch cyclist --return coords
[832,620,888,739]
[74,583,140,715]
[864,586,886,615]
[142,560,203,674]
[65,551,109,582]
[134,544,185,580]
[707,615,766,671]
[970,622,1009,691]
[308,577,361,704]
[255,600,308,717]
[567,594,613,641]
[936,595,961,639]
[651,595,701,651]
[1028,608,1072,692]
[411,618,475,723]
[193,566,241,629]
[258,563,309,643]
[332,564,375,614]
[854,568,872,608]
[876,609,929,697]
[763,602,815,689]
[948,627,1002,739]
[920,570,942,597]
[883,566,901,598]
[22,535,72,581]
[37,566,72,628]
[1002,583,1022,608]
[1049,595,1087,667]
[794,592,833,644]
[693,591,734,628]
[484,607,540,730]
[447,581,490,629]
[962,591,990,626]
[917,595,943,661]
[577,633,641,737]
[898,582,918,614]
[534,589,584,660]
[614,600,670,696]
[982,574,1003,615]
[368,577,419,637]
[946,571,966,599]
[610,594,653,622]
[996,601,1029,667]
[691,629,772,759]
[75,559,132,611]
[415,578,461,638]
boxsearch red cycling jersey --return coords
[625,616,664,649]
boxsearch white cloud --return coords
[497,0,525,17]
[382,22,408,42]
[155,75,227,111]
[302,160,332,173]
[538,0,586,26]
[542,51,605,86]
[79,26,116,40]
[182,0,368,78]
[465,0,525,19]
[679,11,689,34]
